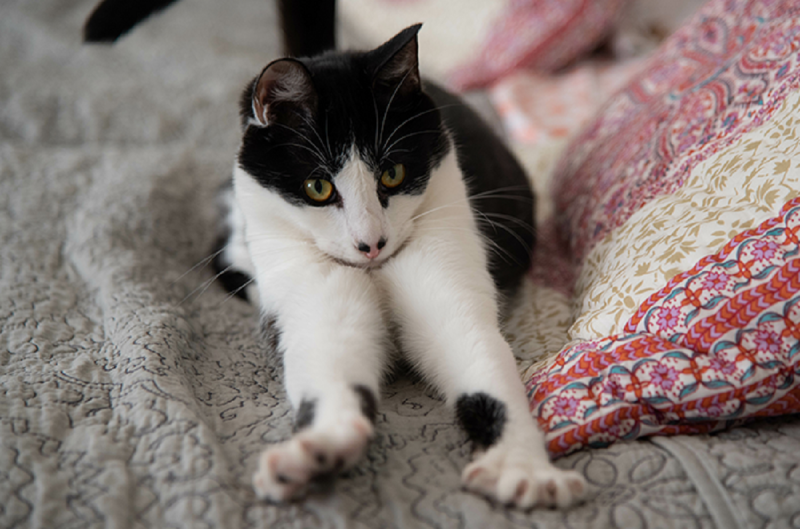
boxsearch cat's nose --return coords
[357,238,387,259]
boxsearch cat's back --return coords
[425,82,535,295]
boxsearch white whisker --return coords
[474,217,533,254]
[379,69,414,147]
[381,104,457,150]
[177,264,233,307]
[218,277,257,307]
[481,212,537,235]
[382,130,443,160]
[297,111,332,159]
[170,246,226,287]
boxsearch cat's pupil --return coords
[314,180,323,193]
[387,167,396,179]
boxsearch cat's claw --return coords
[252,415,373,501]
[462,444,586,509]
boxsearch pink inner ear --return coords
[252,59,317,126]
[253,79,270,125]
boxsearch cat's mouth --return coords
[329,255,387,270]
[325,240,407,271]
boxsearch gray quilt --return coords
[2,0,799,527]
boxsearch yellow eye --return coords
[304,178,334,202]
[380,163,406,188]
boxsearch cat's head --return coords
[236,24,450,268]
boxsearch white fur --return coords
[231,145,586,508]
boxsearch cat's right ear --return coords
[249,59,317,127]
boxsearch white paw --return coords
[462,444,586,509]
[252,415,373,502]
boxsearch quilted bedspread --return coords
[1,0,799,528]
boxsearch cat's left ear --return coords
[251,58,318,127]
[368,24,422,99]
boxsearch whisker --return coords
[271,120,327,161]
[324,111,332,159]
[474,217,533,254]
[471,209,527,259]
[481,212,537,235]
[297,111,332,159]
[379,69,414,147]
[218,276,257,307]
[270,119,330,166]
[469,195,535,205]
[408,201,471,223]
[279,142,328,166]
[170,246,226,287]
[381,104,458,150]
[382,129,444,161]
[413,226,519,265]
[372,93,380,152]
[177,264,233,307]
[468,184,533,198]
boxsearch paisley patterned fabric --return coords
[529,199,800,456]
[527,0,800,456]
[554,0,800,261]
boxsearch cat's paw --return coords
[462,444,586,509]
[252,415,373,502]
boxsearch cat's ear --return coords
[369,24,422,99]
[250,58,317,127]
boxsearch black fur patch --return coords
[277,0,336,57]
[455,392,506,448]
[294,399,316,431]
[353,385,377,424]
[211,247,251,302]
[236,30,450,210]
[210,217,252,302]
[424,83,535,296]
[83,0,178,42]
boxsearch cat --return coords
[215,24,587,508]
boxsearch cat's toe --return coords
[462,445,586,509]
[252,440,315,501]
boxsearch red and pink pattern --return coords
[528,198,800,457]
[448,0,626,91]
[553,0,800,261]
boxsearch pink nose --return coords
[357,238,387,260]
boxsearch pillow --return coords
[337,0,627,90]
[528,0,800,456]
[449,0,627,90]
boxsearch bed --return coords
[1,0,799,527]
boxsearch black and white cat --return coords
[216,24,586,508]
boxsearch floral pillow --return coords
[528,0,800,456]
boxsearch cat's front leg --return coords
[378,234,586,509]
[250,262,388,502]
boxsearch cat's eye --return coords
[380,164,406,189]
[304,178,334,202]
